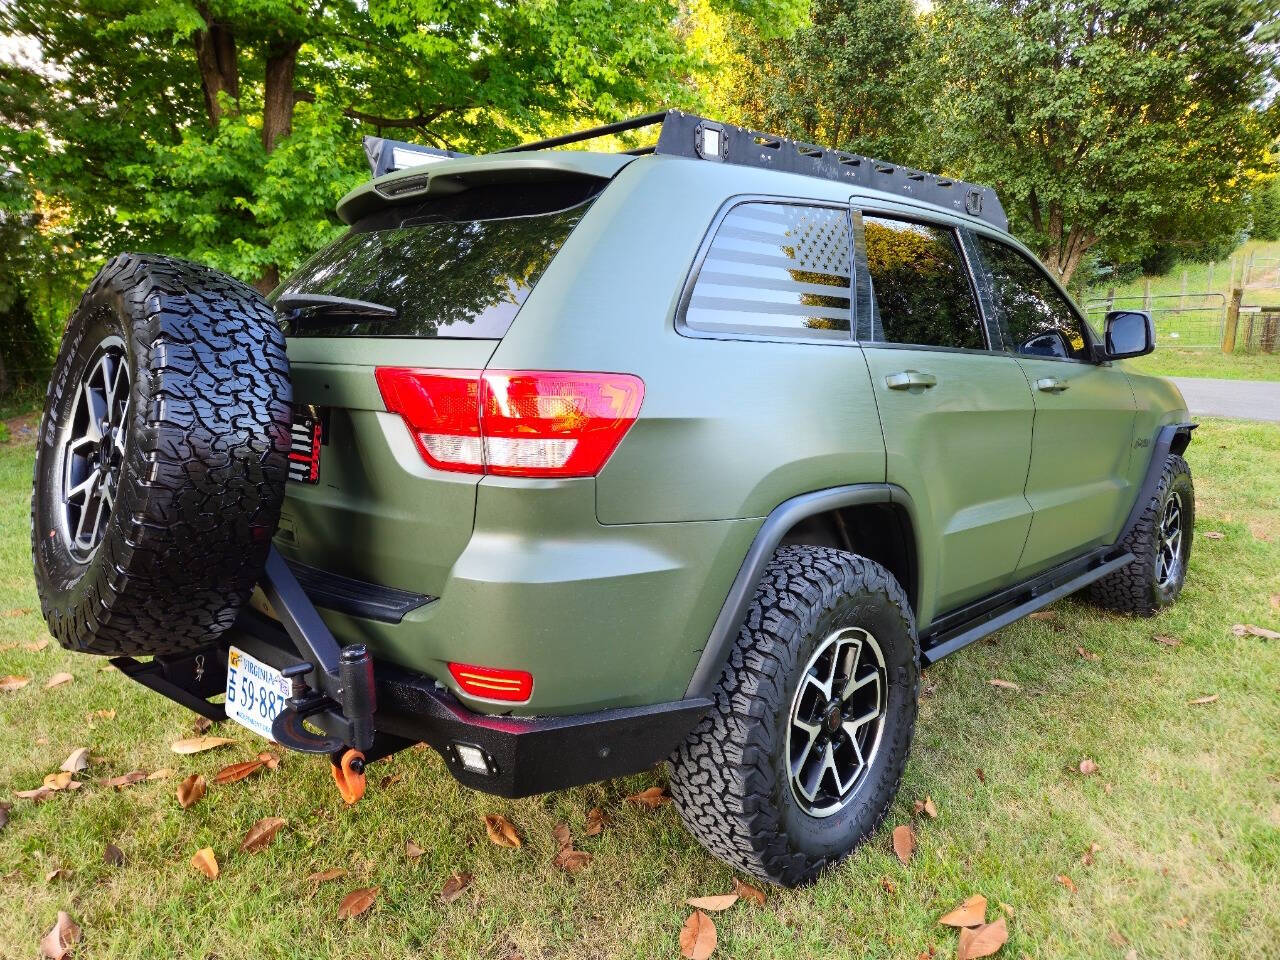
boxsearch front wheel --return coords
[1088,454,1194,616]
[669,546,919,887]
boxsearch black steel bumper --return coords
[112,561,709,798]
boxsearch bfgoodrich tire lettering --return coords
[669,545,919,887]
[32,254,292,656]
[1088,454,1194,616]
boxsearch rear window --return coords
[276,181,599,338]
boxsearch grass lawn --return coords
[2,416,1278,959]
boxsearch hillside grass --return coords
[1084,238,1280,381]
[1,417,1278,959]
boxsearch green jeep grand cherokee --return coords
[32,111,1194,886]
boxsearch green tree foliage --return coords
[713,0,929,162]
[0,0,802,296]
[928,0,1280,284]
[1249,178,1280,242]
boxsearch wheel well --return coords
[778,503,918,614]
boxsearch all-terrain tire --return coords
[668,545,919,887]
[1087,454,1194,616]
[32,254,292,656]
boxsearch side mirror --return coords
[1102,310,1154,360]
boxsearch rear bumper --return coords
[114,613,709,798]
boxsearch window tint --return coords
[684,202,852,339]
[975,236,1090,360]
[276,183,596,338]
[861,216,985,350]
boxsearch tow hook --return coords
[331,748,367,804]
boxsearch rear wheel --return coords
[669,546,918,887]
[1088,454,1194,616]
[32,254,292,656]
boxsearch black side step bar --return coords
[920,548,1134,663]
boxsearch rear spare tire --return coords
[32,254,291,656]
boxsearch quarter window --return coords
[975,236,1090,360]
[860,216,986,350]
[683,202,852,339]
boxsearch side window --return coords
[975,236,1090,360]
[860,215,986,350]
[683,202,852,339]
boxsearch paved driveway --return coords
[1169,377,1280,422]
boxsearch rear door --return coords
[966,233,1137,573]
[270,179,603,601]
[854,209,1035,624]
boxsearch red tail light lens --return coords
[376,368,644,478]
[448,662,534,702]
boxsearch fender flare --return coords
[1117,422,1197,545]
[684,483,917,698]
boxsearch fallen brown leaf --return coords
[1,607,30,618]
[975,768,985,783]
[552,823,572,851]
[101,771,147,789]
[257,751,279,770]
[0,802,10,832]
[1152,635,1180,647]
[1082,842,1101,867]
[1078,758,1099,775]
[1028,610,1056,621]
[192,716,213,734]
[45,672,73,689]
[553,847,593,873]
[998,902,1014,918]
[440,871,473,903]
[988,678,1020,691]
[191,847,219,880]
[880,876,897,894]
[170,736,235,755]
[1056,874,1077,893]
[733,878,766,906]
[43,771,80,792]
[146,768,174,781]
[1188,694,1219,706]
[679,909,717,960]
[1076,646,1099,661]
[482,813,521,848]
[405,839,425,859]
[957,916,1008,960]
[1203,530,1224,540]
[939,894,987,927]
[14,787,54,802]
[306,867,347,890]
[687,893,738,911]
[913,795,938,819]
[25,638,49,652]
[892,824,916,865]
[103,843,125,867]
[95,709,115,721]
[1232,623,1280,640]
[39,911,81,960]
[0,675,30,692]
[584,807,607,836]
[337,886,379,919]
[176,774,206,809]
[45,867,71,883]
[626,785,671,809]
[241,817,287,853]
[213,758,268,785]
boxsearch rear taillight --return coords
[375,368,644,478]
[448,662,534,702]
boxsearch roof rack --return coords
[364,110,1008,232]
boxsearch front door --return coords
[966,233,1137,573]
[855,211,1036,626]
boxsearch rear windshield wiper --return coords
[274,293,398,322]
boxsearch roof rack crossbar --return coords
[496,111,669,154]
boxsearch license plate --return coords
[225,646,291,741]
[288,405,323,484]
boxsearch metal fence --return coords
[1084,292,1227,350]
[1244,255,1280,290]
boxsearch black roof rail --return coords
[365,110,1008,232]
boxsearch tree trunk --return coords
[262,41,301,153]
[194,12,239,126]
[254,265,280,296]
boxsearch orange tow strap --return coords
[331,749,366,805]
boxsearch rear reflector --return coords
[375,368,644,477]
[448,662,534,702]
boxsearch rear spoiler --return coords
[363,137,469,178]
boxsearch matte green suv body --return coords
[242,113,1198,883]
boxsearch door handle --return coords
[885,370,937,391]
[1035,377,1069,393]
